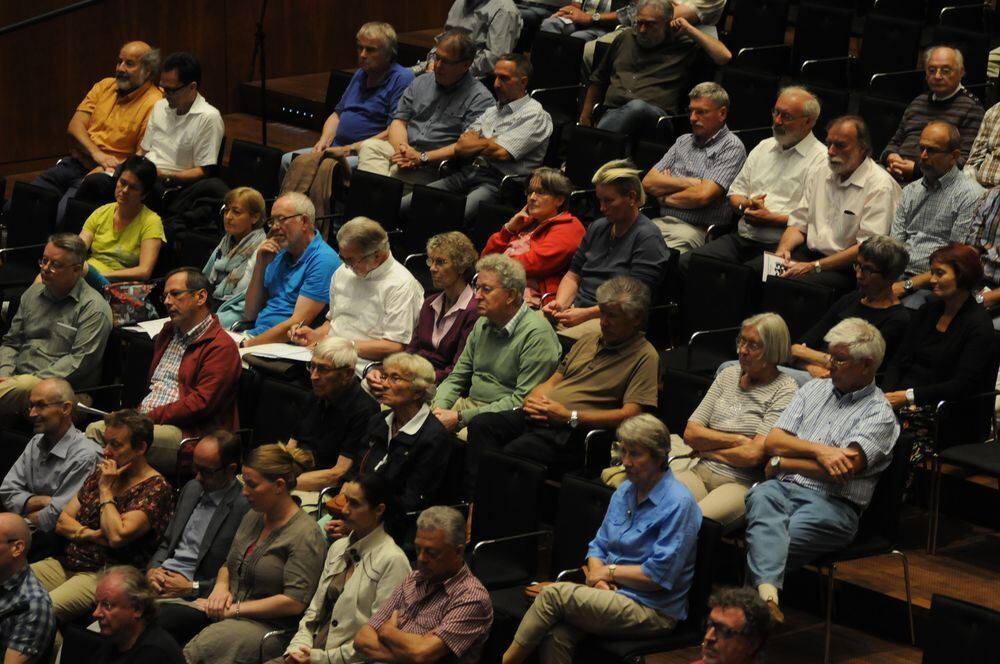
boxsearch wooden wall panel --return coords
[0,0,451,168]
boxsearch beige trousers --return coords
[654,216,707,252]
[85,419,183,477]
[674,461,753,531]
[31,557,99,622]
[514,582,677,664]
[356,138,440,187]
[0,373,42,421]
[451,395,487,442]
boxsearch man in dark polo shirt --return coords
[466,275,659,495]
[289,336,379,500]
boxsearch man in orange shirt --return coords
[30,41,162,211]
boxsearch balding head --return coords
[0,513,31,580]
[116,41,158,94]
[772,86,820,148]
[28,378,75,440]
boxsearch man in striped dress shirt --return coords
[743,318,899,623]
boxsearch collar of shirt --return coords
[357,254,396,282]
[38,426,84,461]
[921,165,961,191]
[169,92,211,118]
[119,80,155,102]
[830,379,878,403]
[283,233,324,268]
[41,277,86,304]
[831,157,873,190]
[0,566,29,596]
[175,314,213,345]
[931,85,964,102]
[692,125,730,149]
[496,94,531,116]
[624,470,673,509]
[430,285,475,319]
[490,301,529,337]
[343,523,390,563]
[386,403,432,437]
[775,131,821,158]
[415,562,473,595]
[437,71,476,94]
[200,481,232,508]
[598,332,647,355]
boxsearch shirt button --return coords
[331,620,338,627]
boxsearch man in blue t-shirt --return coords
[279,22,414,177]
[241,192,340,347]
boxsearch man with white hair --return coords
[642,81,746,252]
[432,254,561,438]
[683,87,828,270]
[290,217,423,376]
[242,192,341,347]
[744,317,899,622]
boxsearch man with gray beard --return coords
[681,87,828,272]
[749,115,901,294]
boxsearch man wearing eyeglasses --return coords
[882,46,984,183]
[695,587,772,664]
[146,431,248,617]
[414,0,522,78]
[1,378,101,535]
[87,267,241,475]
[0,233,111,422]
[0,513,55,664]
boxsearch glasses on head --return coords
[38,257,80,271]
[771,108,804,122]
[265,213,305,228]
[307,361,343,375]
[703,618,747,640]
[161,288,198,303]
[384,372,412,385]
[852,262,882,276]
[735,336,763,352]
[926,66,955,77]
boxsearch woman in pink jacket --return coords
[482,167,586,307]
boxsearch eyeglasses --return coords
[704,618,747,640]
[384,372,412,385]
[38,257,81,271]
[852,262,882,276]
[265,213,305,228]
[27,400,64,411]
[426,257,452,268]
[161,82,191,94]
[918,144,952,156]
[735,336,763,352]
[161,288,198,303]
[307,361,344,375]
[343,251,376,269]
[926,66,956,76]
[828,354,854,367]
[771,108,804,122]
[474,283,497,295]
[115,178,143,192]
[635,19,662,29]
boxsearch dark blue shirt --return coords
[334,63,414,146]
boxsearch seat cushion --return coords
[940,442,1000,476]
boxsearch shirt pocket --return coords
[48,322,78,354]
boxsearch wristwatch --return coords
[608,564,617,582]
[770,456,782,471]
[591,10,602,23]
[569,410,579,428]
[813,261,823,273]
[905,388,915,405]
[191,581,200,597]
[419,151,429,164]
[903,278,914,293]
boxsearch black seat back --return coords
[344,170,405,232]
[405,184,467,255]
[719,68,780,130]
[325,69,354,112]
[922,594,1000,663]
[855,431,912,544]
[552,475,614,575]
[856,14,924,83]
[251,376,311,448]
[725,0,790,50]
[470,202,518,252]
[791,2,854,68]
[761,276,837,342]
[683,254,755,337]
[225,139,283,200]
[61,197,99,235]
[564,126,629,189]
[857,94,908,157]
[6,181,59,253]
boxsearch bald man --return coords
[0,513,56,663]
[27,41,163,212]
[0,378,102,532]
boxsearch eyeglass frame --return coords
[38,257,82,271]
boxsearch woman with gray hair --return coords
[791,235,911,377]
[355,353,451,514]
[676,313,798,531]
[482,167,586,307]
[502,413,701,664]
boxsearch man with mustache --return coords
[681,87,828,272]
[28,41,162,210]
[641,82,746,253]
[753,116,901,294]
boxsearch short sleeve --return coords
[621,347,659,407]
[756,376,798,437]
[394,80,417,122]
[367,575,409,631]
[300,249,340,303]
[689,368,728,426]
[280,519,327,604]
[639,499,700,591]
[76,79,106,115]
[772,385,808,435]
[138,209,167,243]
[123,476,174,539]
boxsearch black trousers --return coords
[158,602,210,648]
[746,244,856,294]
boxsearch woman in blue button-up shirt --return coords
[502,414,702,664]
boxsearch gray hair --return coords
[858,235,909,282]
[616,414,671,465]
[313,336,357,369]
[416,505,466,548]
[778,85,821,123]
[531,167,573,205]
[828,115,873,157]
[824,317,886,369]
[634,0,674,20]
[592,159,646,206]
[476,254,527,297]
[924,45,964,71]
[99,565,159,622]
[140,47,161,80]
[337,217,389,255]
[382,352,437,404]
[427,231,478,279]
[438,29,476,63]
[358,21,398,60]
[596,275,651,322]
[37,377,76,406]
[48,232,87,266]
[689,81,729,109]
[741,312,790,366]
[278,192,316,227]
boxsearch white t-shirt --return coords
[140,93,224,173]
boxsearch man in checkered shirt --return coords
[0,513,56,662]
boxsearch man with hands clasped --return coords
[743,318,899,623]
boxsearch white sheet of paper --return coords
[123,317,168,338]
[240,343,312,362]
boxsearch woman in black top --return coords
[791,235,911,378]
[883,243,996,460]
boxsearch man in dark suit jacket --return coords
[145,430,248,599]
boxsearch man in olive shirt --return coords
[0,234,112,421]
[466,276,658,495]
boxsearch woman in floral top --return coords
[30,410,173,622]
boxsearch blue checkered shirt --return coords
[140,315,214,413]
[891,167,984,275]
[0,567,55,658]
[772,378,899,508]
[963,187,1000,287]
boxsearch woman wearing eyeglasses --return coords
[161,443,327,663]
[78,155,166,289]
[674,313,798,531]
[368,232,479,395]
[789,235,911,379]
[203,186,268,328]
[482,167,586,307]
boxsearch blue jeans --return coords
[596,99,667,136]
[540,16,608,40]
[744,480,860,589]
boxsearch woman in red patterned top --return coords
[30,409,174,622]
[482,167,586,307]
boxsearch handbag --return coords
[104,281,159,327]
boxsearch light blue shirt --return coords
[251,234,341,335]
[161,483,233,579]
[586,472,702,620]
